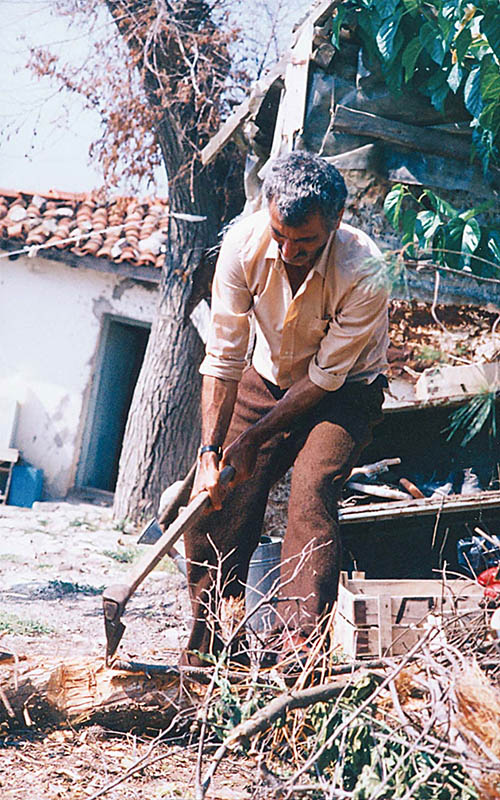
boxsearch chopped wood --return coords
[339,488,500,525]
[0,658,200,732]
[333,105,472,162]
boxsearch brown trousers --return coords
[183,367,386,662]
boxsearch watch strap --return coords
[198,444,223,460]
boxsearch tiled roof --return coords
[0,188,171,270]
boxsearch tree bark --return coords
[109,1,242,520]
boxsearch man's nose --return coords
[282,238,299,260]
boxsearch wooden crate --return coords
[334,571,483,658]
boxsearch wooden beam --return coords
[333,105,472,162]
[201,59,287,166]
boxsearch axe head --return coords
[137,518,164,545]
[102,584,129,662]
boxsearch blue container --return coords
[8,464,43,508]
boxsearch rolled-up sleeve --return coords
[200,225,253,382]
[308,274,388,391]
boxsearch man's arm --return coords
[192,375,238,509]
[221,374,327,483]
[193,373,327,509]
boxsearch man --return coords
[182,151,388,666]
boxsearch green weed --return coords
[48,580,104,596]
[0,612,54,636]
[102,546,140,564]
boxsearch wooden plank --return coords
[339,488,500,525]
[380,145,500,196]
[333,105,472,162]
[325,144,379,171]
[333,616,422,658]
[270,21,314,157]
[337,578,482,627]
[378,595,393,655]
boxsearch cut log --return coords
[333,105,472,162]
[0,657,201,733]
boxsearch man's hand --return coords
[191,451,227,511]
[221,430,259,485]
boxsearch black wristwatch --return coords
[198,444,223,461]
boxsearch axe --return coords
[102,464,235,663]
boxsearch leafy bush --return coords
[332,0,500,172]
[383,183,500,277]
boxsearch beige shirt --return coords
[200,209,389,391]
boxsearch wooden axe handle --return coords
[115,465,235,605]
[158,461,197,530]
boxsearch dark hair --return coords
[263,151,347,228]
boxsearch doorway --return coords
[77,316,150,492]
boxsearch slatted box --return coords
[334,572,483,658]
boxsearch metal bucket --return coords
[245,535,282,633]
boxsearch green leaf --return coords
[479,102,500,136]
[461,219,481,254]
[481,7,500,60]
[401,0,419,13]
[459,200,493,221]
[376,14,401,61]
[383,184,406,228]
[331,6,346,50]
[454,24,472,64]
[464,66,483,118]
[480,55,500,104]
[421,188,456,218]
[488,231,500,265]
[447,62,463,93]
[374,0,399,19]
[401,38,423,82]
[420,21,445,66]
[425,70,450,112]
[415,209,442,246]
[401,207,417,249]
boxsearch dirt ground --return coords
[0,498,254,799]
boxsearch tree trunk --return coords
[109,1,238,521]
[113,267,206,521]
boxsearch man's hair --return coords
[263,151,347,229]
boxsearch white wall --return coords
[0,252,158,497]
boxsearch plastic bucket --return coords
[245,536,282,633]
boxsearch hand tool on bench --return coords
[102,464,235,663]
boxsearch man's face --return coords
[269,199,336,270]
